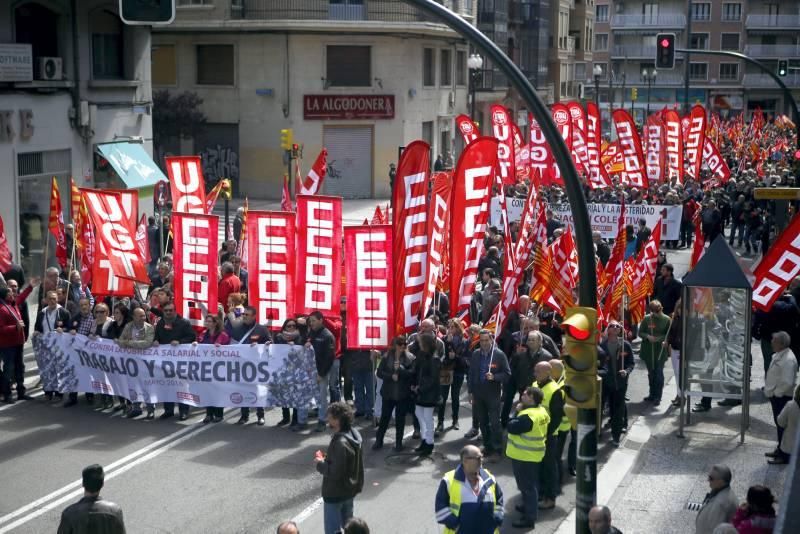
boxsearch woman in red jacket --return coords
[0,287,26,403]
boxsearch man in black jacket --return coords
[307,311,339,432]
[468,330,510,460]
[153,302,197,420]
[599,321,635,446]
[57,464,125,534]
[229,306,272,424]
[653,263,682,315]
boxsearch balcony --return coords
[745,14,800,31]
[743,73,800,88]
[611,45,656,59]
[743,44,800,58]
[233,0,441,23]
[610,13,686,30]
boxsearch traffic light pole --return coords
[676,48,800,149]
[404,2,598,532]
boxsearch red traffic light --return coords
[565,324,592,341]
[660,38,670,48]
[292,143,299,150]
[562,312,593,341]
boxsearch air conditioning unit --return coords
[37,57,63,80]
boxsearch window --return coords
[196,44,234,85]
[690,33,709,50]
[719,63,739,81]
[152,45,176,86]
[326,45,370,86]
[440,49,452,86]
[595,5,608,23]
[14,3,59,66]
[690,3,711,21]
[455,50,466,85]
[720,33,740,51]
[91,10,124,80]
[423,47,435,86]
[722,3,741,21]
[594,33,608,51]
[689,63,708,80]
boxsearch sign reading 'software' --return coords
[304,95,395,120]
[0,44,33,82]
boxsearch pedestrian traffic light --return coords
[119,0,175,25]
[655,33,676,70]
[631,87,638,101]
[561,306,599,409]
[778,60,788,77]
[280,129,293,151]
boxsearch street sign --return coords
[753,187,800,200]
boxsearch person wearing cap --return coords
[599,322,634,446]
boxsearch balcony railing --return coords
[743,44,800,58]
[610,13,686,29]
[742,72,800,87]
[232,0,446,23]
[611,45,657,59]
[745,14,800,30]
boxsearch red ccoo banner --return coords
[166,156,207,214]
[752,214,800,312]
[612,109,648,188]
[247,211,296,330]
[296,195,343,317]
[344,225,393,349]
[173,212,219,331]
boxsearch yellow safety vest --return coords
[540,380,563,436]
[556,376,571,432]
[441,469,500,534]
[506,406,549,462]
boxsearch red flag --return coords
[631,220,663,303]
[344,225,394,348]
[644,114,666,184]
[529,203,559,313]
[92,241,136,297]
[82,188,149,283]
[449,137,499,318]
[456,114,479,145]
[295,195,342,317]
[752,214,800,311]
[511,122,530,183]
[204,179,225,214]
[173,212,219,331]
[392,141,430,335]
[612,109,648,188]
[247,211,295,328]
[166,156,207,214]
[567,101,590,176]
[0,215,12,273]
[297,149,328,195]
[490,105,516,185]
[69,178,81,227]
[49,178,68,269]
[78,197,95,286]
[529,113,557,186]
[703,138,731,184]
[602,199,627,297]
[690,210,705,269]
[551,103,573,184]
[663,109,684,183]
[586,102,611,189]
[371,205,386,225]
[135,213,150,264]
[684,105,707,179]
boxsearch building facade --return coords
[590,0,800,124]
[0,0,154,278]
[152,0,476,200]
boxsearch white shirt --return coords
[41,306,62,334]
[765,347,799,398]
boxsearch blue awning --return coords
[96,142,168,189]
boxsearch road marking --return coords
[0,411,235,533]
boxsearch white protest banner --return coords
[32,333,318,409]
[490,198,681,240]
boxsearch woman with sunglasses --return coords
[197,312,231,423]
[373,336,415,451]
[274,318,308,429]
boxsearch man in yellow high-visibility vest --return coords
[506,386,550,529]
[534,361,564,510]
[550,360,573,485]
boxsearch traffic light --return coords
[219,179,232,200]
[119,0,175,25]
[561,306,599,409]
[280,129,293,151]
[778,60,788,77]
[291,143,300,159]
[631,87,638,101]
[655,33,676,70]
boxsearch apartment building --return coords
[152,0,477,200]
[0,1,155,276]
[590,1,800,124]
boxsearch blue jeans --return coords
[318,359,341,423]
[351,368,374,416]
[323,499,353,534]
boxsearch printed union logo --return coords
[244,392,257,404]
[460,121,473,134]
[492,110,507,125]
[554,110,569,124]
[230,392,244,405]
[569,107,581,119]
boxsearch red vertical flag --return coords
[172,212,219,331]
[247,211,296,329]
[49,178,68,269]
[420,171,452,320]
[529,113,557,186]
[297,149,328,195]
[662,109,684,183]
[490,105,516,185]
[684,105,707,180]
[567,101,590,176]
[585,102,611,189]
[166,156,207,214]
[456,114,479,145]
[612,109,648,188]
[135,213,150,264]
[644,114,666,184]
[551,104,573,184]
[752,214,800,312]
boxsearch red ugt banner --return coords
[344,225,394,349]
[296,195,343,317]
[173,212,219,331]
[752,214,800,312]
[490,105,516,185]
[247,211,296,330]
[166,156,207,214]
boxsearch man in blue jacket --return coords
[468,330,510,461]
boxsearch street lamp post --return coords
[467,53,483,122]
[643,68,657,118]
[620,71,627,114]
[593,65,602,108]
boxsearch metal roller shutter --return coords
[322,126,373,198]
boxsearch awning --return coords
[96,142,168,189]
